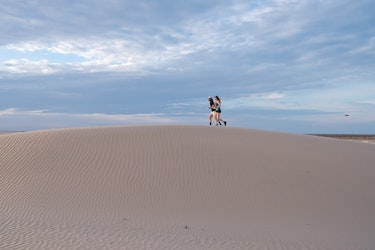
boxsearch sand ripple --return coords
[1,126,375,249]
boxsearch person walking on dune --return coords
[214,96,227,126]
[208,96,217,126]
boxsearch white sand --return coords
[1,125,375,249]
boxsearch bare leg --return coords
[215,112,222,126]
[215,112,227,126]
[208,112,214,125]
[219,117,226,126]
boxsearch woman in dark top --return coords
[214,96,227,126]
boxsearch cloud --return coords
[2,0,374,82]
[0,108,182,131]
[4,58,59,74]
[0,108,19,115]
[0,0,374,133]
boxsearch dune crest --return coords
[1,126,375,249]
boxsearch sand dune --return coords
[1,125,375,249]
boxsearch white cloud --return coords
[3,58,59,74]
[0,108,171,122]
[0,108,18,115]
[2,0,373,79]
[264,93,284,99]
[0,108,182,130]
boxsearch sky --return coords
[0,0,374,134]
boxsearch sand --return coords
[314,134,375,145]
[1,125,374,249]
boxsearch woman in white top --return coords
[208,96,217,126]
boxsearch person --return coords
[208,96,217,126]
[214,96,227,126]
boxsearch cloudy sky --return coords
[1,0,374,133]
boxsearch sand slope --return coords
[1,125,375,249]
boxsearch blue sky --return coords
[0,0,374,133]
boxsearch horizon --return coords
[1,125,375,137]
[1,0,374,134]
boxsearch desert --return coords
[1,125,375,249]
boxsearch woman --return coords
[208,96,217,126]
[214,96,227,126]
